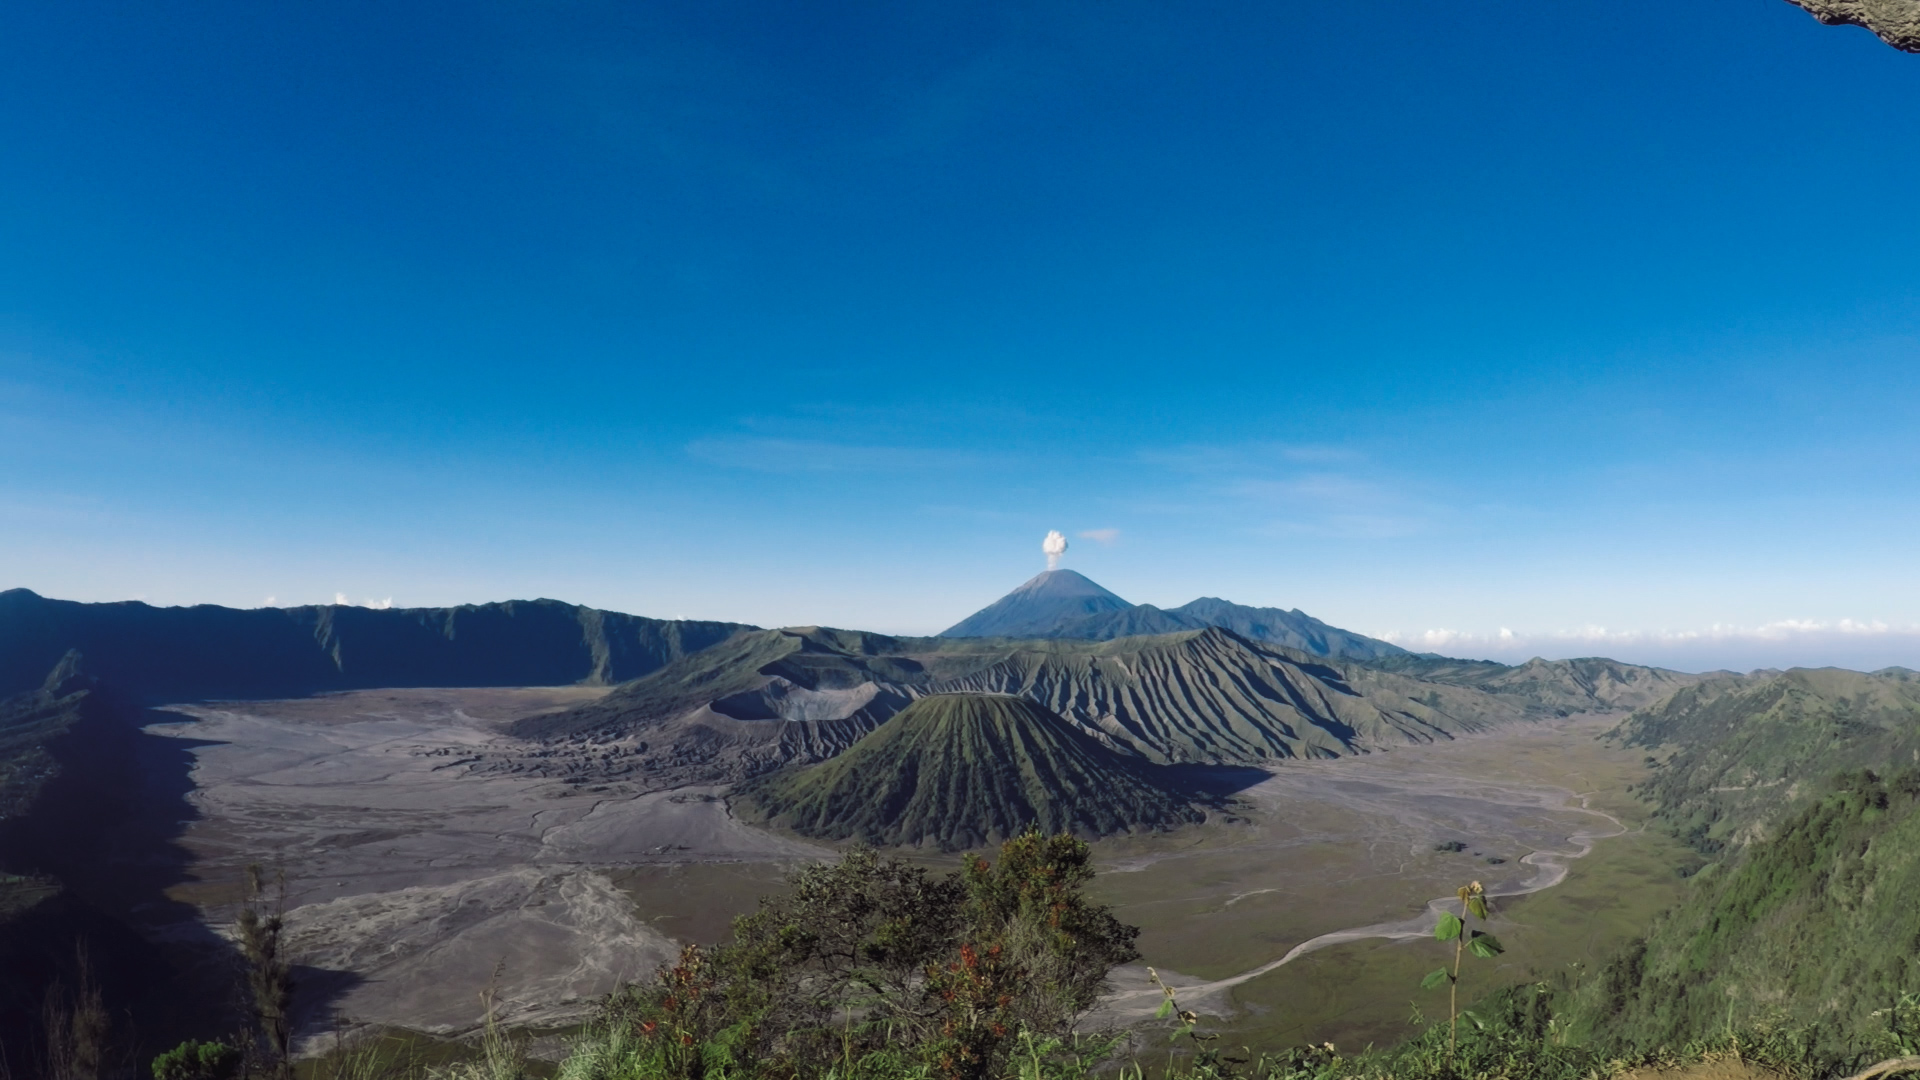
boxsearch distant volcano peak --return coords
[1005,569,1126,601]
[940,570,1132,638]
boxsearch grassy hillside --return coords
[733,693,1209,849]
[1616,667,1920,853]
[1370,654,1703,716]
[1569,768,1920,1062]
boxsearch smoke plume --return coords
[1042,530,1068,570]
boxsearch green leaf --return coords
[1155,998,1174,1020]
[1467,895,1489,921]
[1420,968,1451,990]
[1468,932,1505,958]
[1435,912,1462,941]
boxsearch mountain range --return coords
[0,577,1704,815]
[0,588,751,701]
[503,619,1697,797]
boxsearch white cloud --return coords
[1377,618,1920,673]
[333,592,395,610]
[1078,528,1120,544]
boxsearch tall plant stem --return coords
[1449,896,1466,1066]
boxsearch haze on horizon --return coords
[2,1,1918,673]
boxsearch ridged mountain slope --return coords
[508,626,1562,788]
[733,693,1206,849]
[0,589,751,701]
[941,629,1527,763]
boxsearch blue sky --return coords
[3,0,1918,671]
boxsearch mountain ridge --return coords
[0,588,754,702]
[1613,665,1920,852]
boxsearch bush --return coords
[568,830,1139,1080]
[152,1039,241,1080]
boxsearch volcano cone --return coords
[735,692,1204,850]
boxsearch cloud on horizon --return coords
[1380,618,1920,674]
[334,592,394,610]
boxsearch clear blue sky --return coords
[3,0,1918,671]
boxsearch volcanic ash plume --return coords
[1042,530,1068,570]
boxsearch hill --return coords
[1613,666,1920,853]
[0,589,752,701]
[1556,665,1920,1060]
[1569,768,1920,1062]
[1052,597,1410,661]
[732,693,1207,849]
[938,573,1407,661]
[1372,654,1703,716]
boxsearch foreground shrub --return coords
[152,1039,241,1080]
[568,831,1138,1080]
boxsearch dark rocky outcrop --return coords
[1787,0,1920,51]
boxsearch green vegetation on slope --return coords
[734,694,1208,849]
[1617,667,1920,853]
[1370,654,1702,717]
[1569,768,1920,1062]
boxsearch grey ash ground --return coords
[142,687,829,1044]
[132,687,1654,1053]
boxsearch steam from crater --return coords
[1042,530,1068,570]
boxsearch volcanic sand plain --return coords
[143,688,832,1043]
[141,691,1690,1055]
